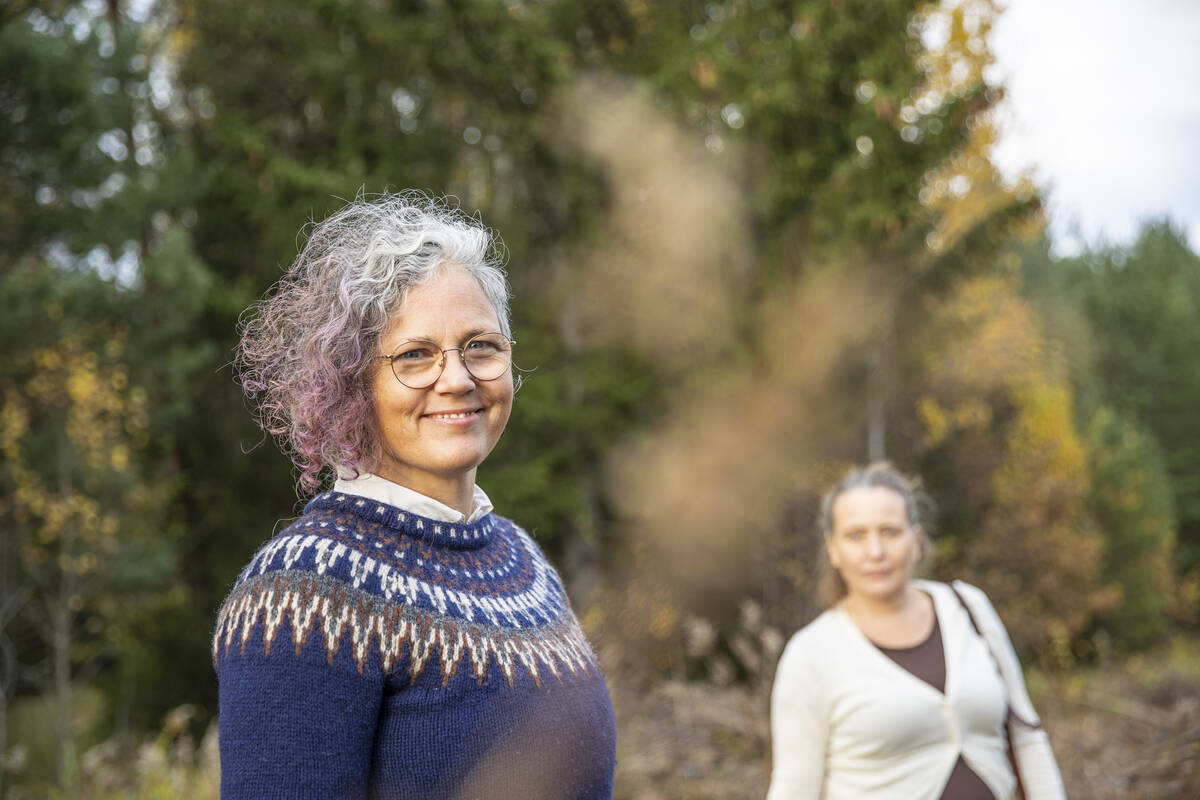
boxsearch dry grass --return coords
[613,679,770,800]
[1040,643,1200,799]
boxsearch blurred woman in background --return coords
[767,462,1065,799]
[213,192,616,799]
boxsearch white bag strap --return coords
[949,580,1041,729]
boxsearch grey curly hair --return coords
[236,191,512,492]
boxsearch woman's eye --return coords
[396,346,436,361]
[466,339,499,354]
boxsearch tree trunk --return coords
[53,427,76,792]
[867,345,887,462]
[0,644,7,800]
[53,566,74,792]
[0,520,11,800]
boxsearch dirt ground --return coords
[610,643,1200,799]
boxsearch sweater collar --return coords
[304,491,499,551]
[331,470,494,523]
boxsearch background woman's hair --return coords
[236,190,511,493]
[816,461,935,607]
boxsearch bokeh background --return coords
[2,0,1198,797]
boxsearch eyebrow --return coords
[395,328,496,344]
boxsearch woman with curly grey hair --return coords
[768,462,1065,800]
[213,192,617,799]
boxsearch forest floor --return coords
[610,636,1200,799]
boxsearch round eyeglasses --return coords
[377,332,515,389]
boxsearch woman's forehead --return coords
[832,486,909,524]
[383,268,500,340]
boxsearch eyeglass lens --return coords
[388,333,512,388]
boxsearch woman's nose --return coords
[435,351,476,391]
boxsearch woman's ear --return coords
[825,537,840,570]
[911,525,923,563]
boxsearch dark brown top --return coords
[875,615,998,800]
[876,613,947,692]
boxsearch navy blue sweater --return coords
[213,491,617,799]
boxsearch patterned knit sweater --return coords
[213,491,617,799]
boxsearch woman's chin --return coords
[850,578,909,604]
[422,452,491,482]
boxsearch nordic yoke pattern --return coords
[213,491,617,800]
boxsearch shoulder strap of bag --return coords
[947,582,1040,731]
[948,582,1035,800]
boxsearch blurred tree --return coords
[912,0,1041,252]
[0,2,220,788]
[912,272,1116,663]
[1082,406,1177,650]
[1,1,131,258]
[0,263,175,793]
[1016,232,1185,649]
[874,0,1040,476]
[1073,223,1200,621]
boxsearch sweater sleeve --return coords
[214,593,384,799]
[766,632,827,800]
[218,654,382,799]
[953,581,1067,800]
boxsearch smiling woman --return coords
[216,192,616,800]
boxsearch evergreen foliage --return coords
[1083,406,1177,649]
[1076,223,1200,584]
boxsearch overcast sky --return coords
[988,0,1200,254]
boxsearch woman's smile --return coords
[424,408,484,422]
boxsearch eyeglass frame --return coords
[375,332,516,389]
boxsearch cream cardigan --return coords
[767,580,1065,800]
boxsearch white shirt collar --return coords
[331,471,494,523]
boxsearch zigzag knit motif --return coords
[212,491,601,687]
